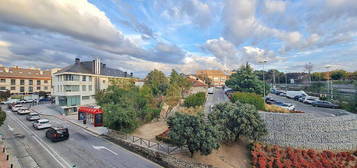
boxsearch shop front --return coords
[78,107,103,127]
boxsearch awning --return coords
[78,107,103,114]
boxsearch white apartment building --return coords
[53,58,132,113]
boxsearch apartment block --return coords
[0,66,52,94]
[53,58,133,113]
[196,70,228,86]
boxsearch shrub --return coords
[265,104,290,113]
[0,108,6,126]
[184,92,206,108]
[230,92,265,110]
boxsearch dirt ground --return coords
[131,120,168,140]
[175,140,251,168]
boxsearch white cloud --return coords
[0,0,122,44]
[264,0,286,13]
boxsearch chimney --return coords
[93,58,101,75]
[124,72,127,77]
[102,64,106,68]
[130,72,133,77]
[75,58,80,64]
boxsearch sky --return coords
[0,0,356,77]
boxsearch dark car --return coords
[265,97,276,104]
[311,101,340,109]
[45,127,69,142]
[294,95,304,101]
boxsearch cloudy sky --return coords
[0,0,356,77]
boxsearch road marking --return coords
[5,111,73,168]
[92,145,118,155]
[7,125,14,131]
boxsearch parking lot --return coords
[269,94,352,117]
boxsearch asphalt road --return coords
[1,105,161,168]
[268,94,353,117]
[204,87,230,117]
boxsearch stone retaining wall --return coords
[259,112,357,150]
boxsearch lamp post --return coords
[260,60,268,97]
[325,65,333,100]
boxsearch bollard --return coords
[10,164,13,168]
[2,147,5,153]
[6,154,9,160]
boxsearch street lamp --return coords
[259,60,268,97]
[325,65,333,100]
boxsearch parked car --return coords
[279,92,287,97]
[312,101,340,108]
[33,119,51,130]
[274,101,296,111]
[294,95,305,101]
[303,97,319,104]
[208,87,214,94]
[11,104,23,112]
[26,113,40,121]
[265,97,276,104]
[286,91,307,99]
[45,127,69,142]
[17,108,31,115]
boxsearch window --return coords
[103,80,106,84]
[0,79,5,83]
[63,74,79,81]
[89,85,92,91]
[82,76,87,81]
[29,80,33,85]
[64,85,80,92]
[29,87,33,92]
[44,80,48,84]
[37,86,41,90]
[20,80,25,85]
[82,96,90,100]
[20,87,25,92]
[82,85,86,91]
[11,79,16,85]
[44,86,48,90]
[11,87,15,90]
[37,80,41,85]
[89,76,92,82]
[0,87,6,90]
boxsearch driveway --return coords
[204,87,230,118]
[268,94,353,117]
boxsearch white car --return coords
[11,104,23,112]
[303,97,319,104]
[208,87,214,94]
[33,119,51,130]
[274,102,296,111]
[17,108,31,115]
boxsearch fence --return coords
[109,130,186,155]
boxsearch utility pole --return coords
[325,65,333,100]
[259,60,268,97]
[305,62,313,84]
[272,70,276,89]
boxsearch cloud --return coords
[264,0,286,13]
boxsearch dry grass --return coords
[175,140,251,168]
[131,121,168,140]
[265,104,291,113]
[179,106,204,116]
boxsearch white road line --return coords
[7,125,14,131]
[6,111,73,168]
[92,145,118,155]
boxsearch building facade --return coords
[0,66,52,94]
[52,58,132,113]
[196,70,228,86]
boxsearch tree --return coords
[0,108,6,126]
[169,69,192,96]
[144,69,169,96]
[208,102,268,142]
[0,90,10,102]
[331,70,348,80]
[226,63,270,96]
[168,113,221,157]
[184,92,206,108]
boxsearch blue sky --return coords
[0,0,356,77]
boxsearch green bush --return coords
[0,108,6,126]
[184,92,206,108]
[230,92,265,110]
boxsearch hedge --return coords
[0,107,6,126]
[184,92,206,108]
[230,92,265,110]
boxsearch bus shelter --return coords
[78,107,103,127]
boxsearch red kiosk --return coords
[78,107,103,127]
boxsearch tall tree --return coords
[331,70,348,80]
[144,69,169,96]
[226,63,270,96]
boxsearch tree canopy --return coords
[226,63,270,96]
[208,102,268,142]
[167,113,221,157]
[144,69,169,96]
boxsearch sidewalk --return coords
[64,114,108,136]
